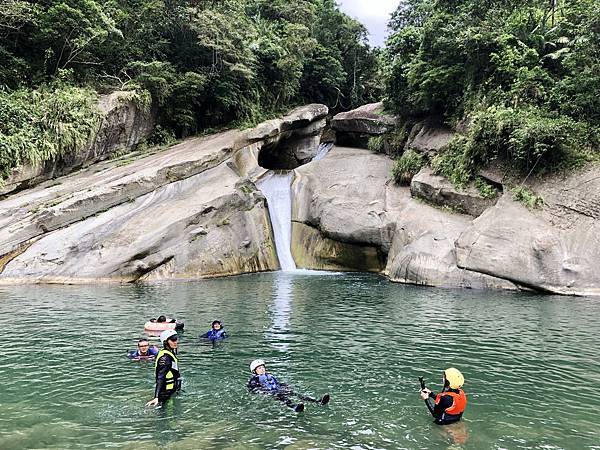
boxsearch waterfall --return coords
[313,142,333,161]
[257,171,297,271]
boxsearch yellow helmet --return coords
[444,368,464,389]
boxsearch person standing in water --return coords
[419,367,467,425]
[247,359,330,412]
[145,330,181,407]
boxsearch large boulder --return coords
[385,199,517,289]
[331,102,397,135]
[0,90,154,196]
[291,146,398,253]
[0,104,330,283]
[250,104,328,169]
[410,167,499,217]
[405,118,454,156]
[455,194,600,295]
[0,163,278,282]
[331,102,398,148]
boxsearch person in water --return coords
[247,359,330,412]
[128,338,159,360]
[420,367,467,425]
[151,315,174,323]
[200,320,227,340]
[145,330,181,407]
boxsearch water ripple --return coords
[1,273,599,449]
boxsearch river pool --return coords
[1,272,599,449]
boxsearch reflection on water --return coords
[1,272,599,449]
[266,272,293,351]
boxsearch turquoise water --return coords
[1,272,599,449]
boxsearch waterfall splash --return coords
[257,171,297,271]
[313,142,333,161]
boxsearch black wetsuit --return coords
[247,374,319,408]
[154,349,181,403]
[424,389,464,425]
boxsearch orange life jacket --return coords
[435,389,467,415]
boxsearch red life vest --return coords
[435,389,467,415]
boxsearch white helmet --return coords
[159,329,178,343]
[250,359,265,373]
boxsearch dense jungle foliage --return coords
[0,0,379,180]
[384,0,600,183]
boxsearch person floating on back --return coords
[145,330,182,407]
[128,338,159,360]
[200,320,228,340]
[419,367,467,425]
[247,359,330,413]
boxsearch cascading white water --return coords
[257,171,297,271]
[313,142,333,161]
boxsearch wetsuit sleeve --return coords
[425,392,453,419]
[154,354,172,398]
[200,332,209,338]
[247,376,260,392]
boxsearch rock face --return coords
[0,91,154,196]
[456,193,600,296]
[290,146,516,289]
[331,102,398,148]
[411,167,498,217]
[292,146,397,253]
[254,104,328,169]
[405,118,454,156]
[386,199,516,290]
[0,104,328,283]
[1,99,598,296]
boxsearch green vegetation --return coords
[512,186,544,209]
[0,0,380,181]
[0,81,98,180]
[391,149,425,185]
[384,0,600,183]
[474,177,498,199]
[367,121,414,156]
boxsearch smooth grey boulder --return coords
[251,105,328,169]
[405,118,454,156]
[331,102,397,135]
[0,104,330,283]
[0,90,154,196]
[247,104,327,142]
[411,167,498,217]
[455,194,600,296]
[385,198,517,289]
[292,146,398,253]
[0,163,278,282]
[0,130,242,258]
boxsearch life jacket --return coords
[258,373,279,391]
[206,328,226,340]
[155,349,181,393]
[435,389,467,416]
[131,346,159,360]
